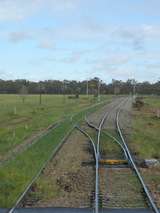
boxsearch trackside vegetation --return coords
[0,97,109,208]
[0,95,98,159]
[131,96,160,159]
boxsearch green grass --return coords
[143,95,160,108]
[0,120,73,208]
[131,96,160,159]
[100,131,124,159]
[0,94,105,157]
[0,97,108,208]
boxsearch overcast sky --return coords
[0,0,160,82]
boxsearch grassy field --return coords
[131,96,160,207]
[0,94,112,208]
[131,96,160,159]
[0,120,72,208]
[0,94,106,159]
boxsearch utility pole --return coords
[39,83,42,105]
[133,83,136,96]
[63,80,66,104]
[132,79,136,102]
[98,79,101,102]
[86,80,89,96]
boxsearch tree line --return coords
[0,78,160,95]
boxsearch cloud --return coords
[0,0,40,21]
[107,68,133,79]
[62,51,83,63]
[65,49,96,63]
[38,39,55,49]
[41,50,85,64]
[0,0,81,21]
[113,25,160,52]
[0,68,15,79]
[45,0,81,11]
[34,23,160,50]
[87,54,130,71]
[0,69,5,76]
[113,27,145,51]
[9,31,32,43]
[145,63,160,70]
[2,0,159,22]
[143,25,160,38]
[136,0,160,17]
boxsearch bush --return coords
[133,97,144,110]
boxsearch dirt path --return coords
[22,129,94,208]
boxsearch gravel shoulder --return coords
[100,168,147,208]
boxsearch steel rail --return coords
[94,99,128,213]
[102,131,128,160]
[75,125,97,160]
[70,100,105,122]
[85,115,128,161]
[78,118,106,213]
[8,100,108,213]
[75,125,99,213]
[84,97,126,213]
[97,110,110,155]
[85,97,125,133]
[78,111,110,213]
[116,99,159,213]
[85,98,127,213]
[94,107,113,213]
[85,115,99,131]
[84,102,115,213]
[85,96,159,212]
[85,114,128,160]
[8,126,75,213]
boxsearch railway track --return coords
[6,97,159,213]
[7,101,105,213]
[78,97,159,213]
[8,126,75,213]
[77,97,126,212]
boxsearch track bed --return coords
[21,130,94,208]
[8,96,159,213]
